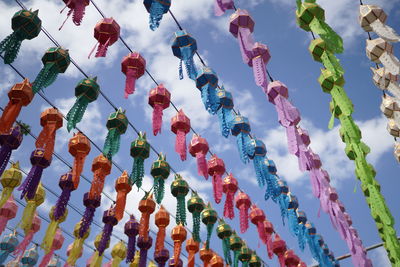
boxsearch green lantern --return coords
[249,252,262,267]
[229,232,243,267]
[130,132,150,189]
[66,77,100,131]
[201,202,218,250]
[102,108,128,160]
[309,38,343,78]
[187,191,205,242]
[170,174,189,225]
[238,245,252,267]
[32,47,70,94]
[0,9,41,64]
[150,152,170,203]
[216,219,232,265]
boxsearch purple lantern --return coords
[54,172,75,220]
[124,215,139,263]
[0,125,23,177]
[154,248,169,267]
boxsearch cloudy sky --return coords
[1,0,400,266]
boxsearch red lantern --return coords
[139,193,156,240]
[189,134,209,180]
[222,173,238,219]
[272,234,287,267]
[59,0,90,29]
[284,250,300,267]
[186,238,199,267]
[250,205,272,256]
[0,195,17,235]
[114,171,132,221]
[210,254,224,267]
[148,84,171,136]
[263,220,274,259]
[121,52,146,98]
[235,192,251,233]
[89,18,120,58]
[171,109,190,161]
[207,155,225,204]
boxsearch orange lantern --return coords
[115,171,132,221]
[155,205,170,255]
[138,193,156,240]
[68,132,91,189]
[171,224,187,265]
[186,238,199,267]
[88,154,112,199]
[210,254,224,267]
[35,108,63,160]
[200,244,213,267]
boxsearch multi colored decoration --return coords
[216,86,235,138]
[154,206,170,267]
[0,232,18,264]
[114,171,131,221]
[188,134,209,180]
[216,219,232,265]
[249,205,272,259]
[41,203,68,254]
[222,173,237,220]
[88,233,110,267]
[195,67,220,115]
[94,207,118,266]
[186,238,199,267]
[230,113,251,164]
[171,109,190,161]
[13,213,40,258]
[207,154,225,204]
[121,52,146,98]
[143,0,171,30]
[0,162,21,209]
[67,221,90,266]
[19,183,44,233]
[187,191,205,242]
[137,235,152,267]
[89,18,120,58]
[148,84,171,136]
[59,0,90,28]
[151,153,170,204]
[170,174,189,225]
[247,138,269,188]
[110,241,127,267]
[66,77,100,131]
[0,9,41,64]
[171,224,187,265]
[138,193,156,241]
[68,131,91,190]
[235,192,251,234]
[124,215,140,264]
[103,108,128,159]
[229,231,242,267]
[21,245,39,267]
[171,30,198,80]
[130,132,150,189]
[201,202,218,249]
[39,228,64,267]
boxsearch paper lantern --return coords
[88,233,110,267]
[188,134,209,180]
[103,108,128,159]
[171,174,189,225]
[121,52,146,98]
[171,224,187,265]
[115,171,131,221]
[263,220,274,259]
[137,236,152,267]
[185,238,199,267]
[216,219,232,265]
[231,113,251,164]
[151,153,170,204]
[171,30,198,80]
[171,109,190,161]
[216,86,235,138]
[139,193,156,240]
[207,154,225,204]
[59,0,90,28]
[79,192,101,238]
[195,66,220,115]
[97,207,118,258]
[21,245,39,267]
[155,205,170,259]
[250,42,271,89]
[249,205,271,258]
[110,241,127,267]
[19,183,44,233]
[13,213,40,258]
[144,0,171,30]
[187,191,205,242]
[229,9,255,64]
[124,215,139,263]
[276,179,289,221]
[272,234,287,267]
[0,125,24,181]
[148,84,171,136]
[41,205,68,254]
[89,18,120,58]
[246,139,268,188]
[37,107,63,160]
[308,38,344,78]
[235,192,251,233]
[210,254,224,267]
[380,95,400,118]
[201,203,218,249]
[296,210,308,251]
[131,132,150,189]
[68,131,91,189]
[0,9,41,64]
[238,245,251,266]
[88,154,111,199]
[66,77,100,131]
[0,162,22,209]
[53,173,73,222]
[67,221,90,266]
[0,232,18,264]
[222,173,238,220]
[287,194,299,236]
[229,231,242,267]
[199,245,213,267]
[39,228,64,267]
[154,248,169,267]
[214,0,234,16]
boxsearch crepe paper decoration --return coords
[246,138,269,188]
[359,5,400,43]
[0,232,18,264]
[130,132,150,189]
[216,86,235,138]
[39,228,64,267]
[41,206,68,254]
[125,215,139,263]
[229,233,242,267]
[0,80,33,135]
[149,84,171,136]
[155,206,169,264]
[249,253,262,267]
[88,18,120,58]
[103,108,128,159]
[250,42,271,90]
[222,173,237,220]
[235,192,251,234]
[231,113,251,164]
[171,30,198,80]
[186,238,199,267]
[59,0,89,29]
[188,134,209,180]
[19,183,44,233]
[214,0,234,16]
[64,242,82,267]
[47,256,61,267]
[249,205,271,259]
[66,77,100,131]
[274,179,289,223]
[170,174,189,225]
[171,224,187,265]
[37,108,63,160]
[201,203,218,249]
[68,132,91,190]
[296,1,343,54]
[139,193,156,240]
[199,245,214,267]
[53,173,74,225]
[32,47,70,94]
[171,109,190,161]
[14,213,40,258]
[131,250,140,267]
[137,236,152,267]
[155,248,169,267]
[168,257,182,267]
[238,245,251,267]
[0,9,41,64]
[309,39,344,79]
[150,154,170,204]
[144,0,170,31]
[295,210,308,251]
[0,125,24,181]
[89,233,110,267]
[79,192,101,240]
[109,241,127,267]
[67,221,90,266]
[187,191,205,242]
[89,153,112,199]
[210,254,224,267]
[195,67,220,115]
[271,234,286,267]
[284,250,300,267]
[229,9,255,64]
[370,68,400,99]
[207,155,225,204]
[115,171,132,221]
[287,194,299,237]
[121,52,146,98]
[0,162,22,209]
[21,245,39,267]
[216,219,232,265]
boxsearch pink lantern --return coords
[39,228,64,267]
[14,213,41,257]
[222,173,238,219]
[207,155,225,204]
[235,192,251,233]
[0,195,17,235]
[121,52,146,98]
[171,109,190,161]
[89,18,120,58]
[229,9,255,64]
[59,0,90,30]
[149,84,171,136]
[189,134,209,179]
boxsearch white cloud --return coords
[369,246,391,266]
[0,67,18,98]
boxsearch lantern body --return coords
[171,30,197,60]
[229,9,255,37]
[68,132,91,157]
[106,109,128,135]
[93,18,120,56]
[11,9,42,40]
[40,108,63,129]
[8,79,34,107]
[296,2,325,31]
[155,248,170,265]
[195,67,220,115]
[143,0,171,31]
[91,154,112,174]
[250,42,271,66]
[121,53,146,77]
[75,77,99,102]
[188,135,209,158]
[171,110,190,135]
[210,255,224,267]
[41,47,70,73]
[150,154,170,179]
[149,84,171,110]
[231,115,251,136]
[359,5,387,32]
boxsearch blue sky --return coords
[1,0,400,266]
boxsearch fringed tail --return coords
[175,130,187,161]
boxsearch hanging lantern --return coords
[296,210,307,251]
[216,219,232,265]
[139,193,156,240]
[115,171,132,221]
[249,205,271,257]
[151,153,170,204]
[21,245,39,267]
[170,174,189,225]
[125,215,139,263]
[130,132,150,189]
[187,191,205,242]
[229,9,255,64]
[68,131,91,189]
[144,0,171,30]
[103,108,128,159]
[148,84,171,136]
[195,66,220,115]
[88,153,112,199]
[65,242,82,267]
[39,228,64,267]
[229,232,242,267]
[168,257,182,267]
[98,207,118,257]
[0,80,33,135]
[284,250,300,267]
[308,39,344,78]
[171,109,190,161]
[137,236,152,267]
[263,220,274,259]
[110,241,127,267]
[199,244,214,267]
[89,18,120,58]
[79,192,101,240]
[0,9,41,64]
[186,238,199,267]
[207,155,225,204]
[66,77,100,131]
[249,253,262,267]
[210,254,224,267]
[235,192,251,234]
[276,179,289,222]
[171,224,187,265]
[238,245,252,267]
[0,232,18,264]
[53,173,74,228]
[247,138,268,187]
[214,0,234,16]
[41,206,68,255]
[231,113,251,164]
[155,205,170,263]
[67,221,90,266]
[13,213,40,258]
[88,233,110,267]
[19,183,44,233]
[188,134,209,180]
[121,52,146,98]
[171,30,198,80]
[0,162,22,209]
[154,248,169,267]
[32,47,70,94]
[59,0,90,28]
[380,95,400,118]
[201,203,218,249]
[216,86,235,138]
[222,173,238,220]
[250,42,271,90]
[287,194,299,236]
[272,234,287,267]
[0,125,24,182]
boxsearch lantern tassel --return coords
[173,241,182,265]
[155,227,166,251]
[192,211,201,242]
[95,38,110,58]
[72,1,85,26]
[212,173,223,204]
[32,62,58,94]
[154,177,165,204]
[13,230,33,257]
[79,206,95,238]
[176,196,186,225]
[41,220,58,253]
[297,224,306,251]
[196,153,208,180]
[288,209,299,236]
[233,250,239,267]
[98,224,113,255]
[36,124,56,160]
[252,56,268,89]
[67,238,85,265]
[188,250,195,267]
[217,107,234,138]
[236,132,251,164]
[126,235,136,263]
[131,157,145,189]
[88,42,98,59]
[72,153,85,189]
[139,247,149,267]
[39,248,55,267]
[149,1,165,31]
[175,130,187,161]
[54,187,71,220]
[0,32,23,64]
[181,47,197,80]
[103,128,121,160]
[20,200,36,232]
[0,187,12,209]
[124,68,138,98]
[223,191,235,219]
[253,156,266,187]
[58,9,72,31]
[237,28,254,64]
[277,194,288,225]
[66,96,90,132]
[18,165,43,200]
[239,205,249,234]
[89,251,103,267]
[310,19,343,54]
[115,191,127,221]
[205,224,213,250]
[152,104,164,136]
[0,101,23,135]
[223,238,232,265]
[201,84,219,115]
[277,253,285,267]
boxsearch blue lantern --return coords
[171,30,198,80]
[287,194,299,236]
[143,0,171,31]
[21,245,38,267]
[230,113,251,164]
[247,138,268,187]
[274,179,289,223]
[195,66,220,115]
[305,222,321,263]
[296,210,307,251]
[0,232,18,264]
[216,86,234,138]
